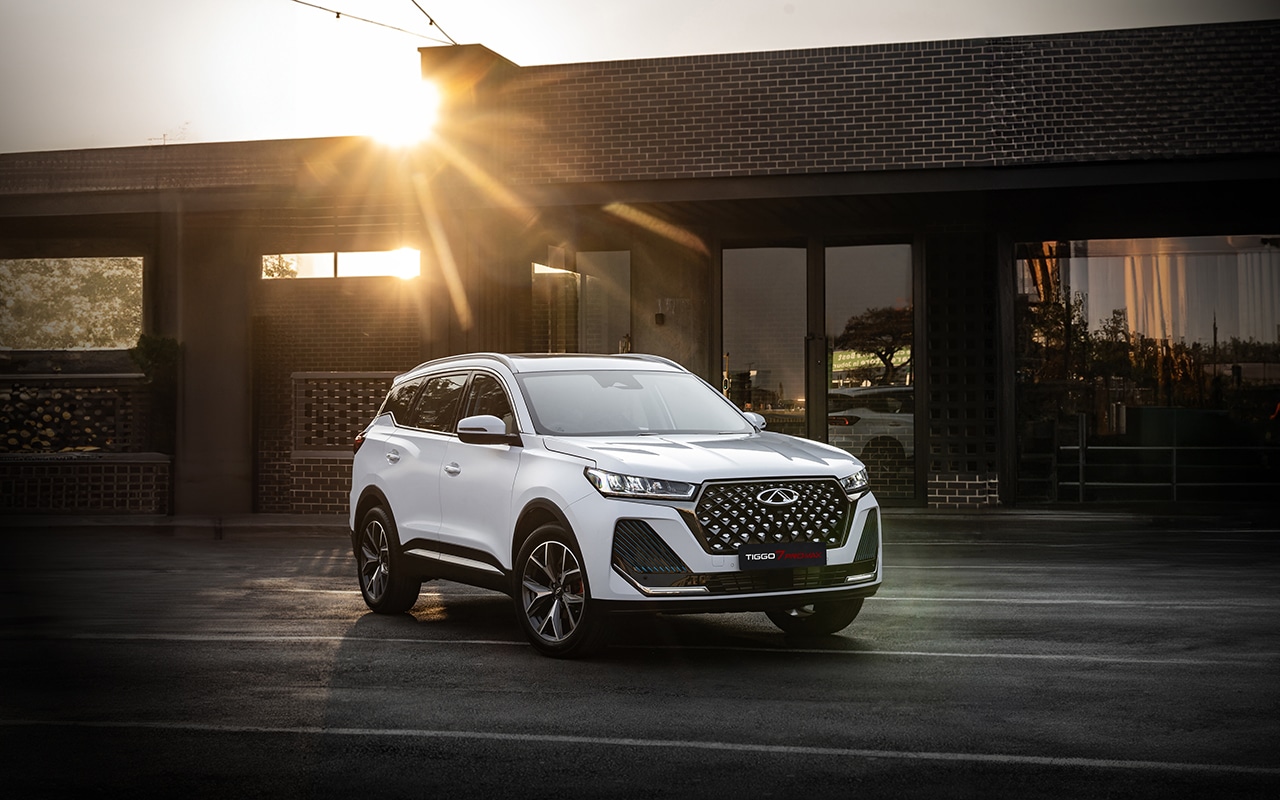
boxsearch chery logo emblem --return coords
[756,487,800,507]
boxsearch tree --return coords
[0,257,143,349]
[835,306,913,385]
[262,254,298,279]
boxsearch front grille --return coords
[692,478,852,554]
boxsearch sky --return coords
[1,0,1277,154]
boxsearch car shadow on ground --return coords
[342,582,872,663]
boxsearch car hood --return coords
[540,431,863,481]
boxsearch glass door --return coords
[722,243,916,499]
[826,245,915,500]
[531,248,631,354]
[722,248,807,436]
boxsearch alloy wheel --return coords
[359,518,391,603]
[520,540,585,643]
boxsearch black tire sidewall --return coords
[356,505,420,614]
[514,523,607,658]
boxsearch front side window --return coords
[409,374,468,432]
[465,373,515,433]
[517,370,752,436]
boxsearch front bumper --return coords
[565,488,883,606]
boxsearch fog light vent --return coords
[853,508,880,563]
[612,519,688,575]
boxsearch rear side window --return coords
[380,378,424,425]
[409,374,468,432]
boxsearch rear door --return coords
[379,372,468,544]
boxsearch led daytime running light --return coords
[841,469,870,495]
[585,468,697,500]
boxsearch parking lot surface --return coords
[3,511,1278,798]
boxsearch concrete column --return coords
[173,222,255,515]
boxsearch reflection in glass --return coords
[722,248,806,437]
[531,250,631,353]
[1014,235,1280,503]
[826,245,915,499]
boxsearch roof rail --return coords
[402,352,516,374]
[400,352,686,376]
[613,353,683,369]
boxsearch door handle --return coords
[386,449,400,464]
[443,462,461,476]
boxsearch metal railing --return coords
[1058,415,1280,502]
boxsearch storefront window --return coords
[1014,235,1280,502]
[722,248,806,436]
[531,249,631,354]
[827,245,915,499]
[261,249,420,279]
[0,256,143,350]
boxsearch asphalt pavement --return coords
[2,508,1278,798]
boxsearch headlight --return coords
[840,469,869,496]
[585,468,697,500]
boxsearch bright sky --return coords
[1,0,1276,154]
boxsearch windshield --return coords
[516,369,755,436]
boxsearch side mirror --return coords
[743,411,767,431]
[457,414,522,447]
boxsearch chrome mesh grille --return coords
[692,478,852,554]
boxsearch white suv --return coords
[350,353,882,657]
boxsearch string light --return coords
[408,0,458,45]
[287,0,454,45]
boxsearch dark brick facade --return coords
[497,21,1279,184]
[2,22,1272,197]
[2,20,1276,514]
[252,277,422,513]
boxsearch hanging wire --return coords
[408,1,459,45]
[287,0,453,45]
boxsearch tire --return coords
[354,505,421,614]
[766,598,864,637]
[514,523,608,658]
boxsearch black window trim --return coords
[380,376,426,428]
[460,369,518,429]
[394,371,470,434]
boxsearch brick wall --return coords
[253,277,422,512]
[4,22,1274,198]
[928,473,1000,509]
[496,21,1279,184]
[0,454,170,514]
[925,234,999,508]
[0,366,172,514]
[290,456,356,516]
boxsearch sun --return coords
[370,79,442,147]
